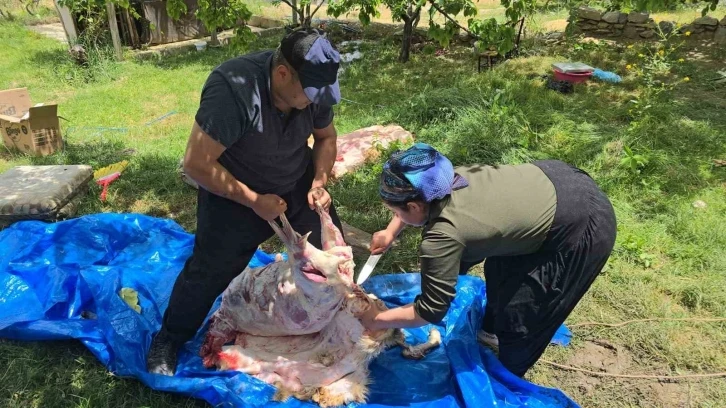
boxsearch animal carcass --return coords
[200,203,441,407]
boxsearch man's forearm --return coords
[311,134,337,188]
[185,161,258,208]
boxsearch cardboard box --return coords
[0,88,63,156]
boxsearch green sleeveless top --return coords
[414,163,557,323]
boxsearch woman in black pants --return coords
[357,143,617,377]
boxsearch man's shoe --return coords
[477,330,500,355]
[147,331,179,376]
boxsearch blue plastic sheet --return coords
[0,213,578,408]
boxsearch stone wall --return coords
[570,7,726,44]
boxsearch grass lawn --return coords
[1,3,726,407]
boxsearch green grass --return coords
[2,8,726,407]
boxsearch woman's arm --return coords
[370,214,407,255]
[361,230,465,330]
[359,303,429,331]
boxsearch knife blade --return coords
[356,253,382,285]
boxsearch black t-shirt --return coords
[194,50,334,195]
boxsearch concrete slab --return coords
[28,22,68,44]
[133,26,284,60]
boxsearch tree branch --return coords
[278,0,296,10]
[428,0,481,40]
[412,4,422,28]
[310,0,325,19]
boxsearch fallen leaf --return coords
[119,287,141,313]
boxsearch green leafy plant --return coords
[618,234,656,268]
[166,0,253,47]
[620,145,650,174]
[196,0,252,46]
[166,0,188,20]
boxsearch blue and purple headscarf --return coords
[379,143,469,203]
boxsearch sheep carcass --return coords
[200,203,441,407]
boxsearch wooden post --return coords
[122,8,140,48]
[106,2,123,60]
[54,0,78,45]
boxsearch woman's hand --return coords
[356,305,382,332]
[370,230,395,255]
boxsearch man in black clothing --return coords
[146,28,345,376]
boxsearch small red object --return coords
[96,172,121,202]
[553,68,592,83]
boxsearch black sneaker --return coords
[146,330,179,376]
[477,330,500,356]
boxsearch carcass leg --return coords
[314,201,345,251]
[314,367,370,407]
[274,383,317,404]
[395,328,442,360]
[199,315,236,368]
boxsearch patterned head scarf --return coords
[379,143,469,203]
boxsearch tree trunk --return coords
[291,0,298,25]
[297,7,305,27]
[302,10,311,27]
[302,3,311,27]
[398,4,421,63]
[399,17,413,63]
[210,29,219,46]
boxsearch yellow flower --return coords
[658,50,664,56]
[627,45,634,49]
[678,58,684,63]
[685,31,691,36]
[638,53,644,58]
[683,77,690,82]
[626,64,632,70]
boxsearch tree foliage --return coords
[328,0,537,63]
[329,0,426,61]
[167,0,253,46]
[57,0,137,45]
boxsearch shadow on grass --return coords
[0,339,207,408]
[24,139,198,231]
[137,35,282,71]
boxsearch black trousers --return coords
[462,160,617,377]
[160,159,344,345]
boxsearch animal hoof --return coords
[400,328,442,360]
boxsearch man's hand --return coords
[310,122,337,210]
[308,186,331,211]
[252,194,287,221]
[370,230,395,255]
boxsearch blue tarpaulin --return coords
[0,213,578,408]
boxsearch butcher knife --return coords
[356,253,382,285]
